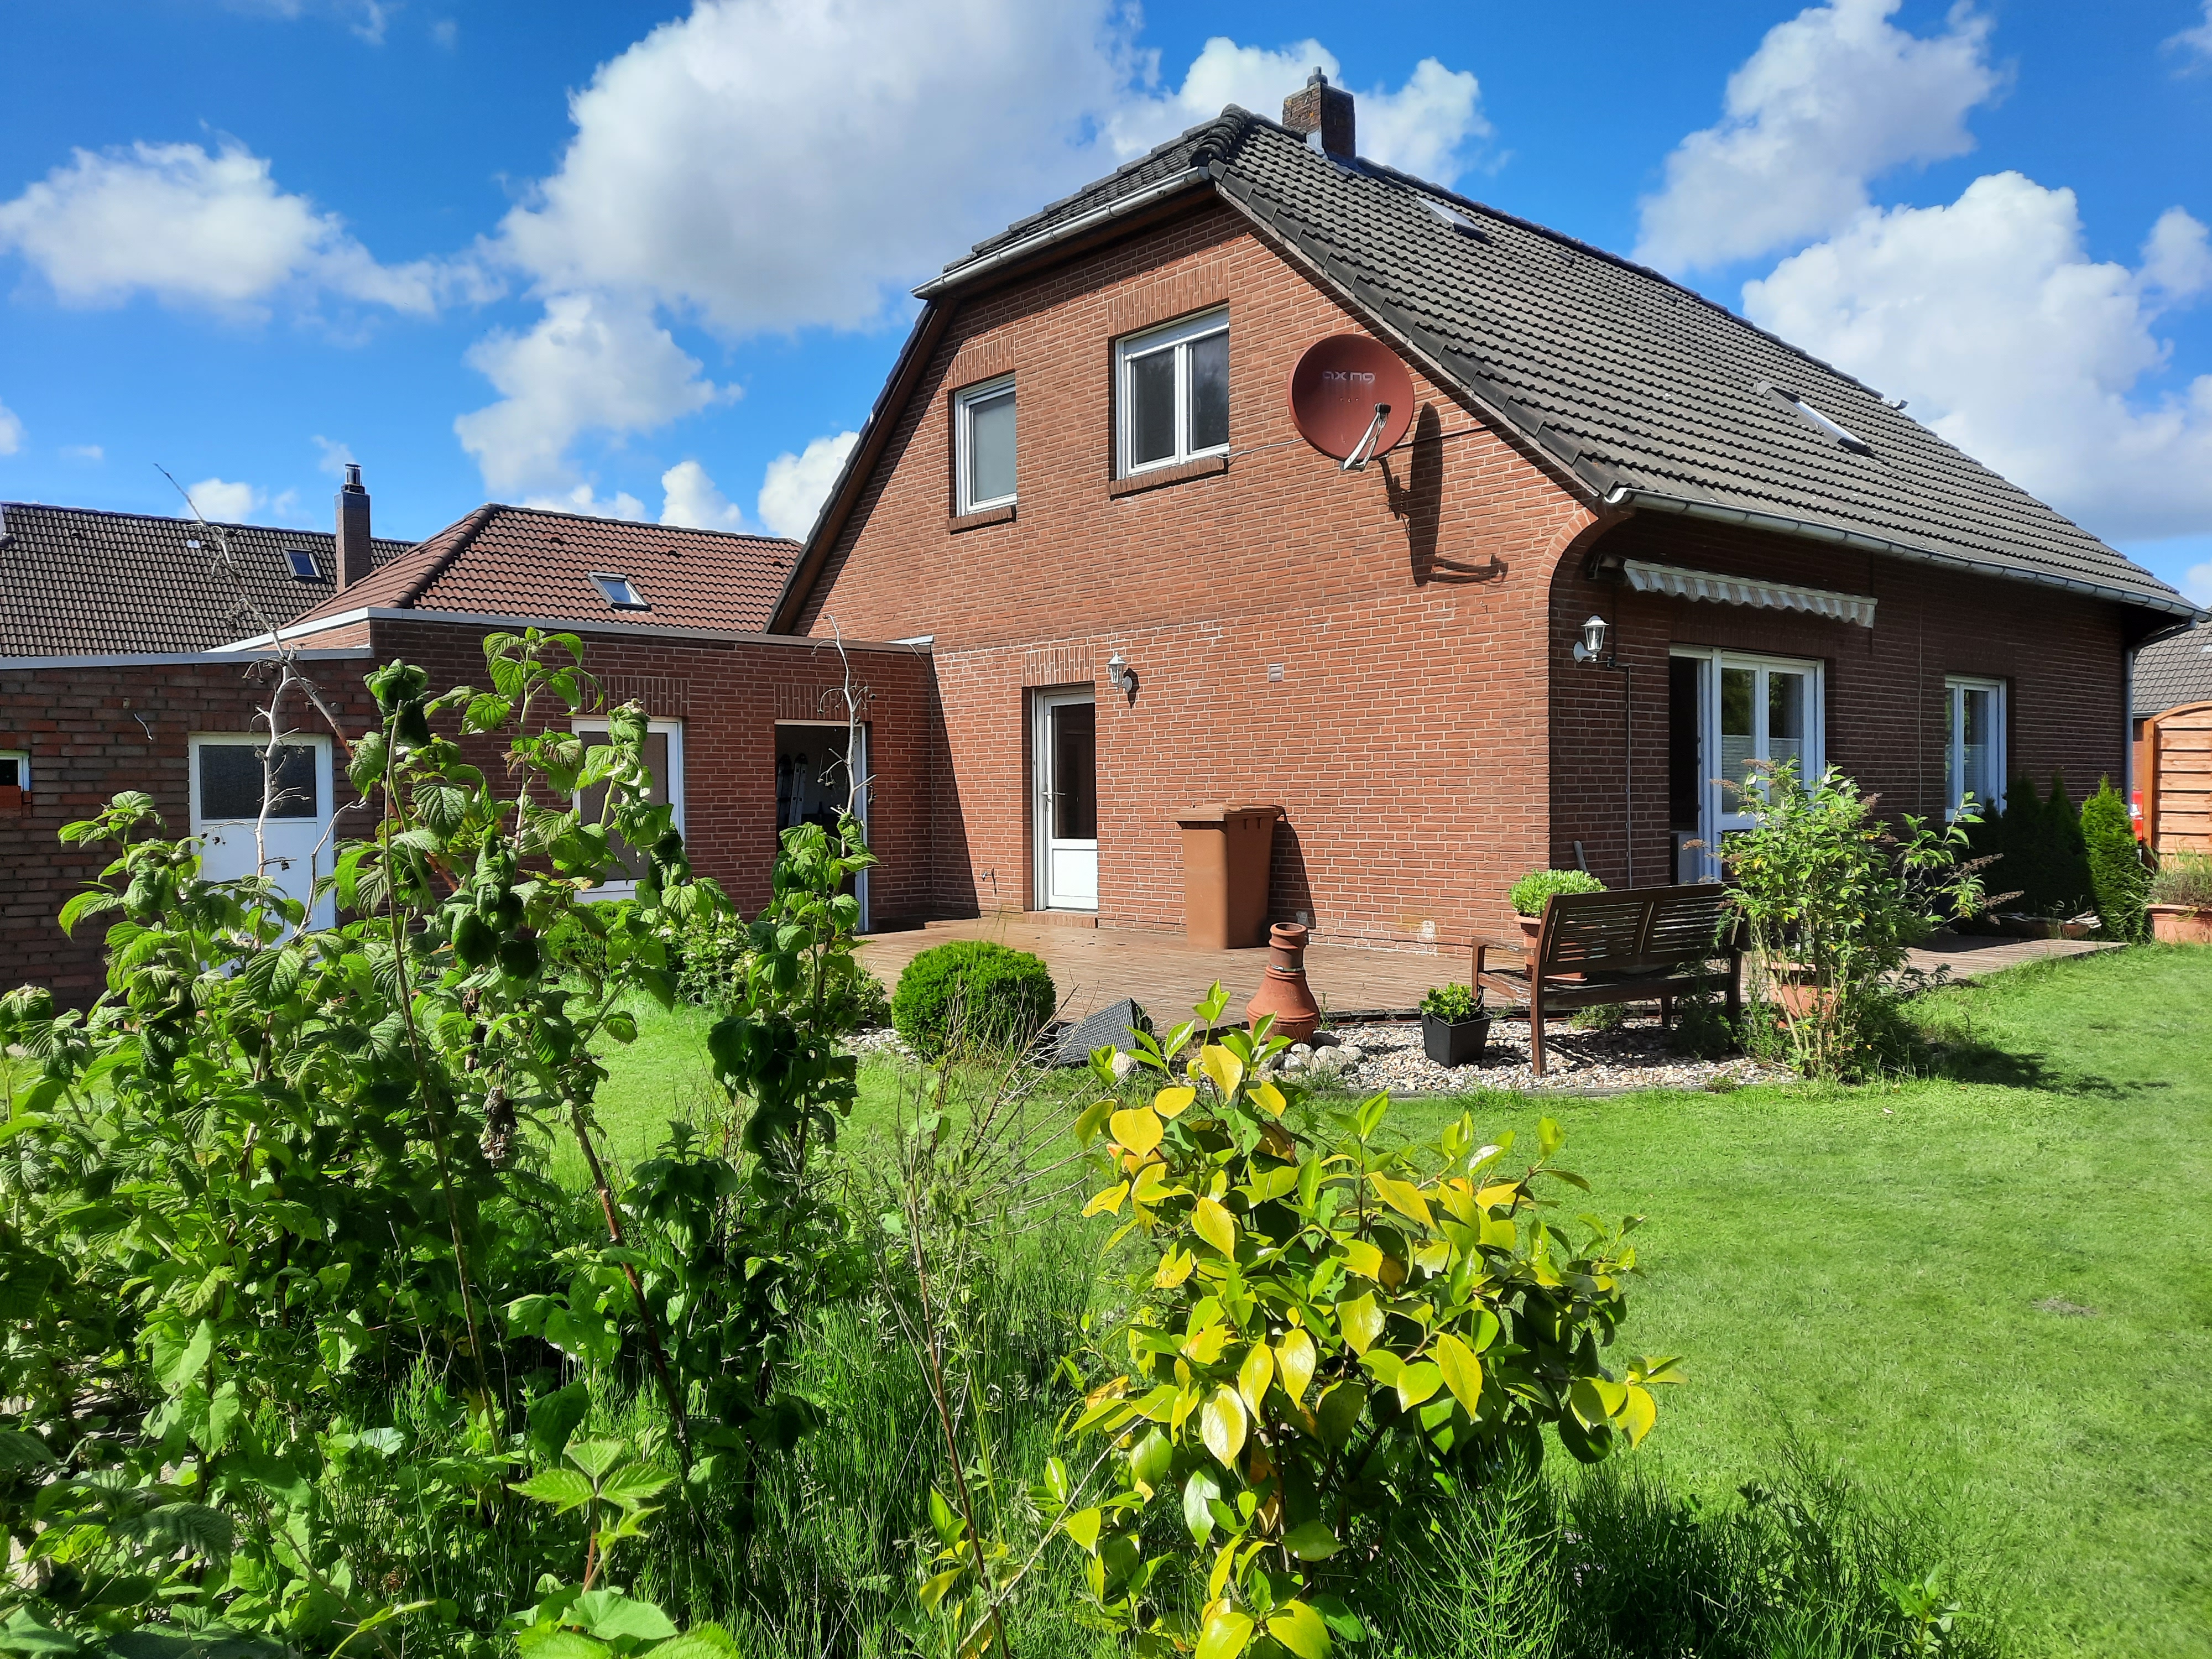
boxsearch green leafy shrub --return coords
[1051,985,1676,1659]
[2081,778,2148,940]
[1726,761,1985,1079]
[677,905,889,1025]
[1508,868,1605,917]
[1419,982,1483,1021]
[890,940,1056,1057]
[2150,847,2212,907]
[1971,774,2093,917]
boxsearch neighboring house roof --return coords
[0,500,413,656]
[281,503,800,637]
[2136,622,2212,717]
[778,107,2198,630]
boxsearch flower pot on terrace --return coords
[1515,915,1542,951]
[2148,904,2212,945]
[1422,1010,1491,1067]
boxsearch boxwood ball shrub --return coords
[891,939,1057,1056]
[1510,868,1606,917]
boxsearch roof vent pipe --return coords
[1282,69,1355,160]
[336,462,372,590]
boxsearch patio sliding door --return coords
[1670,648,1824,880]
[1031,687,1097,912]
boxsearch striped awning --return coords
[1623,559,1878,628]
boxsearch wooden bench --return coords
[1472,883,1743,1074]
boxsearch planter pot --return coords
[2149,904,2212,945]
[1422,1011,1491,1067]
[1246,922,1323,1044]
[1772,980,1837,1018]
[1515,915,1542,951]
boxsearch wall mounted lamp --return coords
[1106,652,1137,694]
[1572,614,1609,664]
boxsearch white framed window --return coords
[1669,647,1827,879]
[572,718,684,895]
[1943,677,2006,821]
[0,751,29,793]
[590,572,649,610]
[954,375,1017,513]
[1116,307,1229,476]
[187,734,337,928]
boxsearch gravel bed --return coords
[851,1015,1788,1097]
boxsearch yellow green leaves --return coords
[1433,1332,1484,1416]
[1196,1604,1254,1659]
[1368,1171,1432,1230]
[1236,1342,1274,1417]
[1083,1182,1129,1218]
[1129,1427,1173,1498]
[1267,1600,1332,1659]
[1063,1506,1103,1552]
[1196,1044,1245,1100]
[1199,1385,1247,1468]
[1335,1291,1384,1355]
[1276,1327,1317,1405]
[1193,1196,1238,1258]
[1280,1519,1340,1562]
[1154,1085,1197,1118]
[1618,1385,1656,1446]
[1476,1181,1521,1212]
[1155,1248,1195,1288]
[1249,1079,1287,1118]
[1074,1097,1116,1146]
[1110,1107,1163,1162]
[1360,1350,1441,1410]
[1314,1379,1365,1447]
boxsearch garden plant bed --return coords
[1279,1013,1790,1095]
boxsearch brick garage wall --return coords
[1547,513,2133,886]
[0,625,943,1003]
[797,201,1598,948]
[0,653,382,1003]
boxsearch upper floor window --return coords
[1117,309,1228,476]
[1944,676,2006,820]
[283,548,323,582]
[956,375,1016,513]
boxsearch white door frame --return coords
[1669,647,1825,879]
[775,718,870,933]
[187,732,337,928]
[1031,687,1098,912]
[571,717,685,900]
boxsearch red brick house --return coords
[1,482,939,1001]
[771,77,2201,949]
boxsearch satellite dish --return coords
[1287,335,1416,463]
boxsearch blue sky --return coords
[2,0,2209,604]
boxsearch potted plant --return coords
[2147,849,2212,945]
[1420,982,1491,1067]
[1507,869,1606,949]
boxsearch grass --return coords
[591,945,2212,1657]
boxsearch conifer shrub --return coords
[890,939,1057,1056]
[2081,777,2148,940]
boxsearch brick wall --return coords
[0,625,942,1002]
[798,202,1598,948]
[795,200,2138,951]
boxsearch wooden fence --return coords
[2145,700,2212,855]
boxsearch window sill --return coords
[1109,452,1229,499]
[948,503,1016,533]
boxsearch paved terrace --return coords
[856,917,2118,1027]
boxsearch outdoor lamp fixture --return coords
[1339,402,1392,472]
[1107,652,1136,694]
[1573,614,1610,664]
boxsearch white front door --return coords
[189,735,337,928]
[1032,688,1097,912]
[1673,649,1824,877]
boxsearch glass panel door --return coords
[1679,650,1824,877]
[189,735,336,928]
[1034,690,1098,911]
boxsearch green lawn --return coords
[594,947,2212,1657]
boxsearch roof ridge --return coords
[491,501,797,544]
[0,498,414,542]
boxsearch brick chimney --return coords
[335,462,372,589]
[1282,69,1354,160]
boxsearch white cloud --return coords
[757,431,857,540]
[521,483,647,520]
[2166,2,2212,69]
[2185,562,2212,606]
[1742,172,2212,544]
[659,460,745,530]
[0,400,21,456]
[61,444,102,462]
[453,293,727,495]
[223,0,391,45]
[185,477,262,521]
[1635,0,2001,273]
[1105,40,1488,181]
[312,434,355,476]
[430,17,456,49]
[0,139,469,316]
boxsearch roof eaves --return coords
[917,164,1214,300]
[1611,487,2204,621]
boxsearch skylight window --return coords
[283,548,322,581]
[1425,199,1480,234]
[591,572,649,609]
[1761,382,1874,456]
